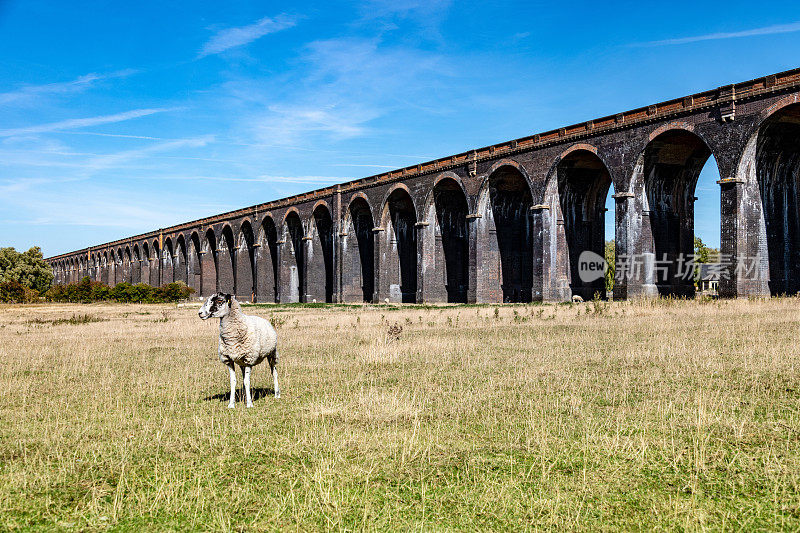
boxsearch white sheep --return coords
[199,293,280,408]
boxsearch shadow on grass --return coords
[203,387,276,403]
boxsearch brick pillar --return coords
[275,240,283,303]
[415,221,428,303]
[302,235,313,303]
[334,188,343,303]
[530,205,548,301]
[465,213,480,304]
[718,177,769,298]
[612,191,635,300]
[372,226,384,302]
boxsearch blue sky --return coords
[2,1,800,256]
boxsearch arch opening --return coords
[308,206,334,303]
[256,218,278,303]
[380,189,417,303]
[132,245,142,284]
[188,233,202,295]
[557,150,612,300]
[640,130,713,297]
[202,230,217,296]
[149,241,159,286]
[236,222,255,302]
[342,198,374,302]
[162,238,174,285]
[281,213,305,303]
[756,103,800,295]
[423,179,468,303]
[478,166,533,302]
[174,236,188,285]
[217,227,235,294]
[142,243,152,286]
[124,247,132,283]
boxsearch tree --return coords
[605,240,615,294]
[694,237,710,264]
[0,247,54,294]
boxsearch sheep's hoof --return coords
[246,403,254,408]
[227,404,235,409]
[274,393,281,399]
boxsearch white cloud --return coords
[635,21,800,46]
[0,108,174,138]
[199,14,296,57]
[79,135,214,175]
[257,103,377,143]
[238,37,448,145]
[0,69,137,106]
[126,174,348,184]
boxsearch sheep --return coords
[572,295,584,303]
[199,292,280,408]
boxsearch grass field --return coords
[1,298,800,531]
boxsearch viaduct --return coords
[47,67,800,303]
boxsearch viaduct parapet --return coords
[47,68,800,302]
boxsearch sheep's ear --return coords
[225,293,232,303]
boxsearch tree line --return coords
[0,246,194,303]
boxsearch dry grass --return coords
[1,298,800,530]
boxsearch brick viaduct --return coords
[47,68,800,303]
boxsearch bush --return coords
[0,280,39,303]
[44,278,194,304]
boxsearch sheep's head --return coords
[199,293,232,320]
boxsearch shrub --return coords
[44,278,194,304]
[0,280,39,303]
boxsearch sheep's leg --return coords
[271,358,280,399]
[243,366,254,408]
[226,363,236,409]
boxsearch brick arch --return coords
[306,202,334,302]
[377,184,417,302]
[255,215,279,303]
[541,146,614,301]
[540,143,605,203]
[421,173,470,303]
[421,172,468,216]
[217,224,236,294]
[280,210,305,302]
[161,236,174,285]
[187,231,203,296]
[281,206,301,228]
[234,219,256,301]
[475,161,534,303]
[342,192,374,226]
[759,93,800,124]
[174,234,188,285]
[735,98,800,296]
[341,194,375,302]
[629,127,718,298]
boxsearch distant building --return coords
[698,264,720,294]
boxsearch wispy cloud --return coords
[634,21,800,46]
[239,37,448,145]
[81,135,214,174]
[330,163,397,168]
[260,103,377,142]
[121,174,348,184]
[0,69,137,105]
[198,14,296,57]
[0,108,174,138]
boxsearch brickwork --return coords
[47,68,800,302]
